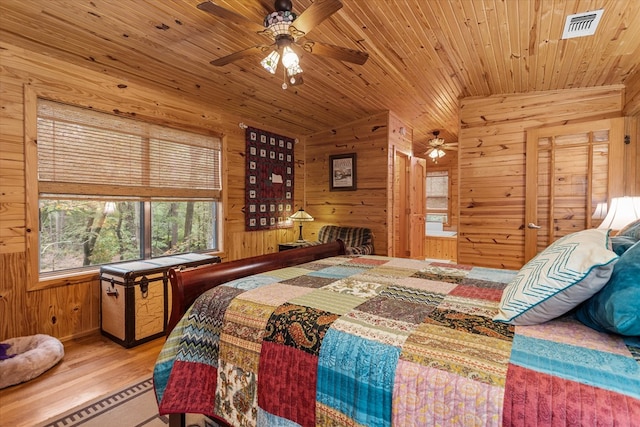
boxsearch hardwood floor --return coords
[0,333,165,427]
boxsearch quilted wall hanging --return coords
[245,126,295,231]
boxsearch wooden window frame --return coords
[426,167,452,227]
[24,85,224,291]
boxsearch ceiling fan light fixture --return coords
[287,63,302,76]
[428,148,445,160]
[287,64,303,85]
[199,0,369,88]
[281,46,299,68]
[428,149,446,164]
[426,130,447,163]
[263,10,297,36]
[289,75,302,85]
[261,50,280,74]
[429,130,445,147]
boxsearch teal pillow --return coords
[576,240,640,336]
[611,235,638,255]
[616,218,640,240]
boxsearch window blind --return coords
[427,170,448,210]
[37,99,222,199]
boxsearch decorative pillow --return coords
[576,240,640,336]
[494,229,619,325]
[611,235,638,255]
[616,218,640,240]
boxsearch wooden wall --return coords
[624,116,640,195]
[458,86,629,270]
[0,42,300,341]
[425,236,457,262]
[303,111,406,255]
[624,67,640,117]
[623,67,640,195]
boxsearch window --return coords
[426,169,450,225]
[33,99,222,278]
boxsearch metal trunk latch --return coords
[106,277,119,297]
[140,276,149,299]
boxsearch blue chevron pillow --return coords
[494,229,619,325]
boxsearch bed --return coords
[153,237,640,427]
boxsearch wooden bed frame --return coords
[167,240,346,334]
[165,240,346,426]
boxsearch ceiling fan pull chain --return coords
[282,65,288,90]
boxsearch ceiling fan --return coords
[425,130,457,163]
[197,0,369,89]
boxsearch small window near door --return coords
[426,170,450,225]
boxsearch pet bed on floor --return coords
[0,334,64,389]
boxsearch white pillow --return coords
[494,229,618,325]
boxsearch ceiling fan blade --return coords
[299,40,368,65]
[210,45,271,66]
[197,1,267,34]
[289,0,342,37]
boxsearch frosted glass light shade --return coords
[281,46,299,68]
[428,148,445,159]
[287,64,303,77]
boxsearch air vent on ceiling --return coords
[562,9,604,39]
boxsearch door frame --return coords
[524,117,625,262]
[409,156,426,259]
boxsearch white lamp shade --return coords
[592,202,608,220]
[598,196,640,230]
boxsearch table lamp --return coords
[597,196,640,231]
[289,208,314,242]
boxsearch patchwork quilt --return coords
[153,255,640,426]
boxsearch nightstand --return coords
[278,241,312,251]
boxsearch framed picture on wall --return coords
[329,153,357,191]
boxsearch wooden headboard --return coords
[166,240,346,334]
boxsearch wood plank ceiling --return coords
[1,0,639,156]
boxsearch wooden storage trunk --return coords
[100,253,220,347]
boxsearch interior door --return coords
[394,152,410,258]
[409,157,426,259]
[524,118,624,262]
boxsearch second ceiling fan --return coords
[425,131,457,163]
[197,0,369,88]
